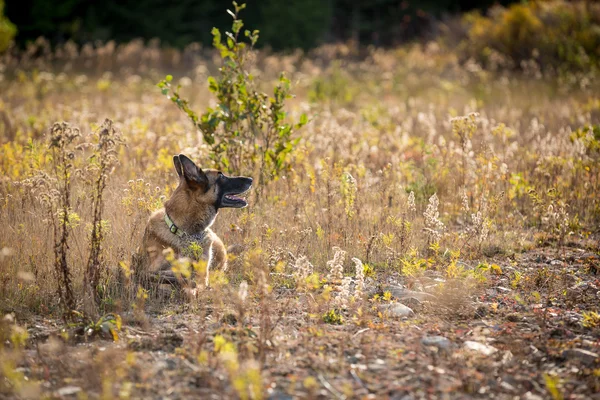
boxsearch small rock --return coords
[562,348,599,365]
[568,282,596,296]
[56,386,82,397]
[365,278,379,298]
[380,303,414,318]
[523,391,543,400]
[500,381,517,392]
[421,336,452,350]
[152,360,168,374]
[367,361,387,371]
[268,391,293,400]
[128,332,183,352]
[464,341,498,356]
[502,350,513,364]
[382,285,435,301]
[581,252,600,261]
[391,394,415,400]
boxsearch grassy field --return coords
[1,32,600,399]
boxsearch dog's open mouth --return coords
[221,190,250,208]
[219,175,253,209]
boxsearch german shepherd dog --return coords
[134,154,252,288]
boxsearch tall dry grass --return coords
[0,39,599,317]
[0,27,599,398]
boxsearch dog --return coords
[134,154,252,288]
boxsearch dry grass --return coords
[0,39,599,399]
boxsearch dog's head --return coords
[171,154,253,209]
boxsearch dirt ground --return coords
[6,244,600,400]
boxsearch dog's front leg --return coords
[210,237,227,271]
[204,238,227,287]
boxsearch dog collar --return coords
[164,212,186,238]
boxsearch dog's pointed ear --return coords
[178,154,208,191]
[173,155,183,178]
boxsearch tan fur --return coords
[134,159,250,288]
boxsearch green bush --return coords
[0,0,16,53]
[158,2,306,187]
[455,1,600,71]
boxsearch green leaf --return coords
[232,20,244,34]
[299,113,308,126]
[158,1,305,185]
[208,76,219,93]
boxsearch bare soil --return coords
[7,244,600,400]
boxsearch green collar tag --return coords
[164,213,185,238]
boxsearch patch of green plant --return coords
[67,311,122,341]
[158,2,307,187]
[322,309,344,325]
[582,311,600,329]
[458,2,600,72]
[362,263,375,278]
[0,0,16,53]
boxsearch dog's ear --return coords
[173,155,183,178]
[178,154,208,191]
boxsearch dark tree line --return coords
[6,0,513,50]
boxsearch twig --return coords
[353,328,370,337]
[318,373,346,400]
[269,273,295,278]
[350,369,369,392]
[124,325,152,336]
[183,358,201,373]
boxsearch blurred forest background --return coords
[5,0,515,50]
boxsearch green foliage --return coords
[401,248,429,278]
[340,172,357,219]
[7,0,330,50]
[213,334,263,400]
[158,2,307,185]
[543,373,564,400]
[457,2,600,71]
[83,313,122,341]
[0,0,16,53]
[322,309,344,325]
[570,124,600,154]
[582,311,600,329]
[362,263,374,278]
